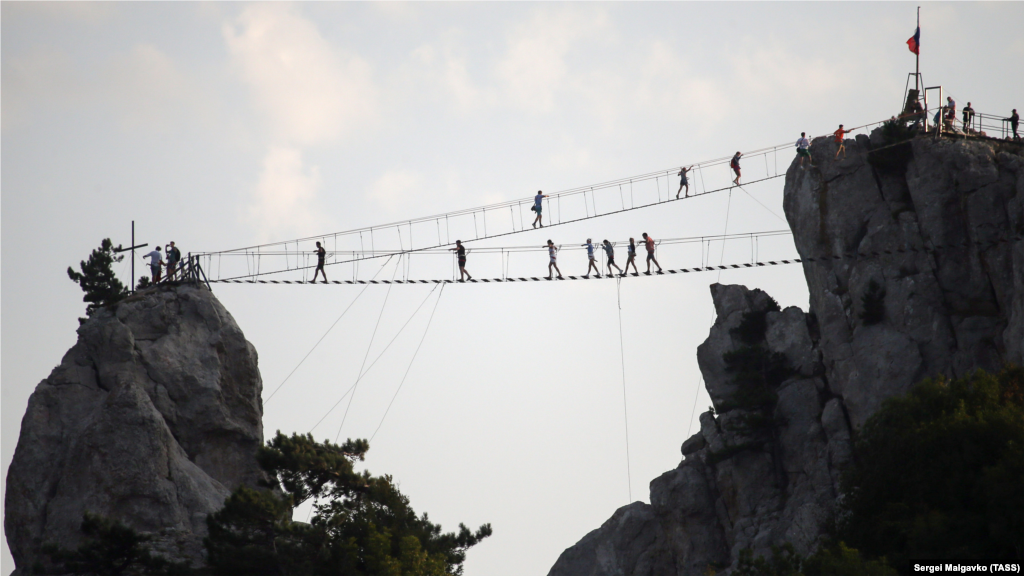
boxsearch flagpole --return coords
[915,6,920,91]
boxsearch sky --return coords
[2,2,1022,574]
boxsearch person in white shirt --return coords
[796,132,812,169]
[545,240,563,280]
[143,247,164,283]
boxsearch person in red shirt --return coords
[641,232,662,274]
[833,124,855,159]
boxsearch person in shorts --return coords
[833,124,854,159]
[676,165,693,198]
[730,152,742,186]
[165,241,181,281]
[143,246,164,283]
[532,191,548,228]
[581,238,601,277]
[641,232,662,274]
[796,132,812,169]
[623,238,639,276]
[450,240,472,281]
[312,241,328,283]
[602,240,623,276]
[545,240,563,280]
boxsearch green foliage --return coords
[733,542,896,576]
[879,119,914,145]
[67,238,128,316]
[731,298,781,345]
[734,543,802,576]
[41,512,192,576]
[135,276,151,290]
[859,279,886,325]
[205,432,491,576]
[838,366,1024,570]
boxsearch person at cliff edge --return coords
[143,246,164,283]
[1008,109,1020,140]
[730,151,742,186]
[795,132,812,169]
[833,124,854,159]
[165,241,181,281]
[311,241,327,283]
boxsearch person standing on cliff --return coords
[143,246,164,283]
[730,152,742,186]
[532,191,548,228]
[581,238,601,277]
[833,125,854,159]
[1008,109,1020,140]
[641,232,662,274]
[450,240,472,281]
[796,132,812,169]
[311,241,327,283]
[676,166,693,198]
[165,241,181,281]
[962,102,975,131]
[545,240,563,280]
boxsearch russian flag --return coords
[907,26,920,55]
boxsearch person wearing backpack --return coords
[532,191,548,228]
[165,241,181,281]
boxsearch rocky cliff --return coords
[5,284,265,572]
[548,131,1023,575]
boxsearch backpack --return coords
[530,205,538,212]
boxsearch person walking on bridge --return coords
[450,240,472,281]
[730,152,742,186]
[311,241,328,283]
[623,238,639,276]
[962,102,975,131]
[545,240,563,280]
[532,191,548,228]
[796,133,812,169]
[641,232,662,274]
[582,238,601,277]
[143,246,164,283]
[833,125,854,159]
[676,166,693,198]
[602,240,623,276]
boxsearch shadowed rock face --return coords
[5,284,264,571]
[548,133,1023,575]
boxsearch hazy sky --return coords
[3,2,1022,574]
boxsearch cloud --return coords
[496,7,609,113]
[368,169,423,214]
[247,147,330,242]
[2,1,115,25]
[223,3,377,146]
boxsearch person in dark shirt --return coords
[311,241,327,283]
[730,152,742,186]
[165,241,181,281]
[450,240,472,281]
[676,166,693,198]
[1008,109,1020,140]
[962,102,975,131]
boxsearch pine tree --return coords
[67,238,128,317]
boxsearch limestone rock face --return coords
[548,133,1023,575]
[5,284,264,571]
